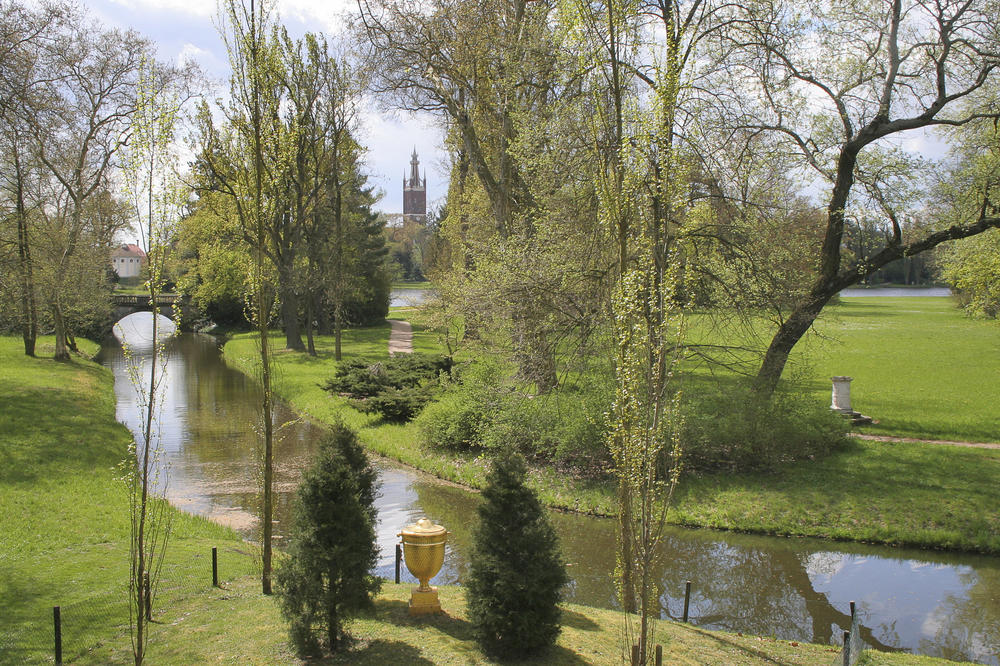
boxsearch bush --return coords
[679,385,850,472]
[414,359,507,450]
[417,360,611,470]
[322,354,453,422]
[466,452,568,658]
[481,382,611,468]
[275,424,381,656]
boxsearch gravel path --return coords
[388,319,413,356]
[853,433,1000,450]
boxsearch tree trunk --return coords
[305,293,316,356]
[51,299,70,361]
[279,269,304,351]
[334,306,342,362]
[753,293,832,394]
[16,186,37,357]
[327,602,338,652]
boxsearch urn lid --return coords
[400,517,446,537]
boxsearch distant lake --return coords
[840,287,951,297]
[390,286,430,307]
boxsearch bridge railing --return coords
[111,294,182,307]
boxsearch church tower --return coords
[403,148,427,223]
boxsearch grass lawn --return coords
[803,297,1000,442]
[0,337,257,664]
[84,579,956,665]
[223,297,1000,553]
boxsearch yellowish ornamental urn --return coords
[399,517,449,616]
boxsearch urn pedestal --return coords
[399,518,448,616]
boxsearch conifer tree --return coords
[465,451,567,658]
[275,423,381,655]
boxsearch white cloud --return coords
[108,0,358,28]
[278,0,357,34]
[177,42,212,67]
[108,0,216,19]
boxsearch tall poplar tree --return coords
[212,0,291,594]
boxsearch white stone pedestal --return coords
[831,376,853,413]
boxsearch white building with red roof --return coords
[111,242,146,278]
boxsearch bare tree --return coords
[0,0,64,356]
[24,7,151,360]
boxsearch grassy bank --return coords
[85,579,958,665]
[0,337,257,664]
[223,298,1000,553]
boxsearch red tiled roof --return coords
[111,243,146,258]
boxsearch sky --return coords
[83,0,448,215]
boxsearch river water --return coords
[100,313,999,664]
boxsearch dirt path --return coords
[388,319,413,356]
[853,433,1000,450]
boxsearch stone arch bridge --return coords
[111,293,197,330]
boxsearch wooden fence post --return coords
[683,580,692,622]
[53,606,62,665]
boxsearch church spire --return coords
[403,148,427,222]
[408,147,421,188]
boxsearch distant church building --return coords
[403,148,427,223]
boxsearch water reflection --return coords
[99,314,999,664]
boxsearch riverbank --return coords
[222,310,1000,554]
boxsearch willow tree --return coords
[26,8,149,360]
[120,59,184,665]
[211,0,293,594]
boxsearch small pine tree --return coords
[275,423,381,656]
[466,451,568,658]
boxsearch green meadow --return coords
[801,296,1000,443]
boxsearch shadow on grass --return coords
[687,625,818,665]
[561,608,600,631]
[315,638,437,664]
[0,384,126,485]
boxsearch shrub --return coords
[415,388,485,450]
[678,385,850,472]
[481,382,611,468]
[417,361,612,471]
[414,359,507,450]
[322,354,453,422]
[275,424,381,656]
[466,452,568,658]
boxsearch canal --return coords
[100,312,999,664]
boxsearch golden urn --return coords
[399,517,448,615]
